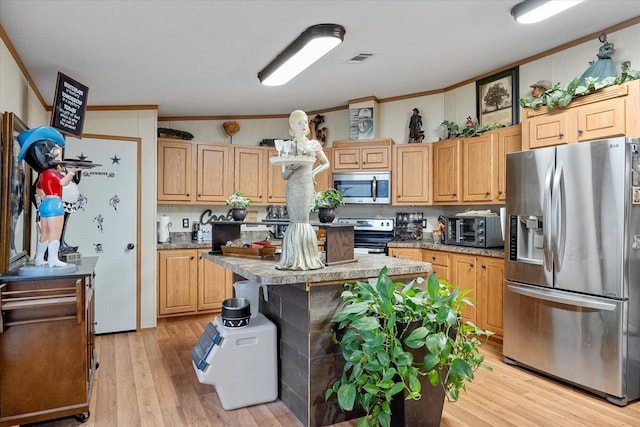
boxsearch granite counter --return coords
[203,253,431,427]
[387,240,505,258]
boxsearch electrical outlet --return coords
[182,218,189,228]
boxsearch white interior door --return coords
[63,135,138,334]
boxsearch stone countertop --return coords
[387,240,504,258]
[157,231,280,250]
[202,252,431,285]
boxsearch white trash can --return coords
[192,313,277,410]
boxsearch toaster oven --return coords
[444,215,503,248]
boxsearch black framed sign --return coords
[476,66,519,127]
[50,72,89,137]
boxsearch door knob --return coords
[126,243,135,250]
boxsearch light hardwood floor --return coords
[24,315,640,427]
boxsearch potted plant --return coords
[312,188,344,223]
[326,267,493,427]
[226,190,252,221]
[440,120,459,139]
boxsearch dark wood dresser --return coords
[0,257,98,426]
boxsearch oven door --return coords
[333,172,390,204]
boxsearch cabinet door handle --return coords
[577,129,583,134]
[469,263,474,267]
[482,264,486,269]
[190,256,195,260]
[431,256,436,261]
[558,132,564,138]
[498,191,503,195]
[186,193,190,197]
[485,192,490,196]
[452,193,457,197]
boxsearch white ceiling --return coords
[1,1,639,118]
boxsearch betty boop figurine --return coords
[17,126,79,267]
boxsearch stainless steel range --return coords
[336,218,395,254]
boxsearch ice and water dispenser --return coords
[192,281,277,410]
[508,215,544,263]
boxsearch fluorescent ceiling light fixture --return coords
[511,0,583,24]
[258,24,346,86]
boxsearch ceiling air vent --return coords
[346,52,373,64]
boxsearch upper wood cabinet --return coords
[462,133,493,203]
[234,146,267,205]
[522,80,640,149]
[332,139,392,171]
[432,138,461,203]
[157,138,232,204]
[393,143,431,205]
[266,148,287,204]
[158,138,193,202]
[495,125,522,202]
[315,147,333,191]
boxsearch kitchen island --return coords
[202,253,431,427]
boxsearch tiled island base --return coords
[202,253,432,427]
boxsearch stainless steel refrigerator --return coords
[504,137,640,406]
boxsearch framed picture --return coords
[0,112,32,273]
[349,107,374,140]
[476,66,519,127]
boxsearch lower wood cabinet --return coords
[388,248,504,338]
[388,247,422,261]
[450,253,504,337]
[157,249,233,317]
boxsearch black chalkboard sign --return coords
[50,72,89,138]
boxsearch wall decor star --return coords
[110,154,121,164]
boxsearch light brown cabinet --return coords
[462,133,493,203]
[422,248,450,281]
[450,253,477,323]
[432,138,461,203]
[523,80,640,149]
[267,148,287,204]
[393,143,431,205]
[434,125,521,205]
[388,247,422,261]
[332,139,391,171]
[158,249,232,317]
[477,256,504,337]
[157,138,232,204]
[234,146,268,205]
[0,259,98,426]
[495,125,522,202]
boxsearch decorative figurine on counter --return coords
[17,126,80,268]
[465,116,475,128]
[579,32,616,86]
[274,110,330,270]
[530,79,551,99]
[408,108,424,143]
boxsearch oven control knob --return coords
[478,229,484,235]
[478,220,485,226]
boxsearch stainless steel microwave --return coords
[444,215,503,248]
[332,171,391,204]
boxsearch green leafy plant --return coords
[225,190,252,208]
[440,120,459,138]
[157,127,194,140]
[459,122,506,137]
[326,267,493,427]
[520,60,640,110]
[312,188,344,211]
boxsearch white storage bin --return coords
[192,313,277,410]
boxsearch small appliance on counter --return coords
[444,213,503,248]
[157,215,171,243]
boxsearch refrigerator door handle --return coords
[506,284,617,311]
[551,162,564,272]
[543,163,554,272]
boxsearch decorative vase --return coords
[231,208,247,221]
[318,207,336,223]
